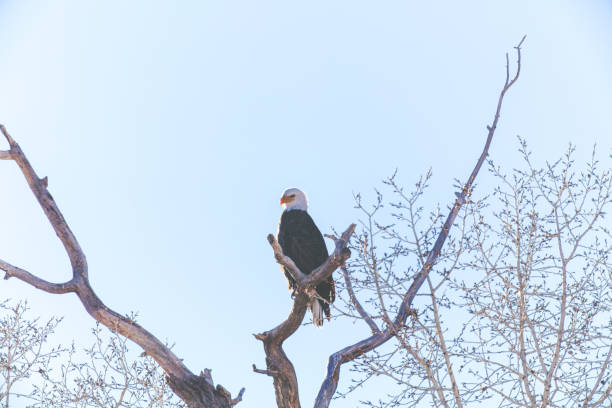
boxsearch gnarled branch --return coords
[0,124,243,408]
[313,36,526,408]
[256,224,355,408]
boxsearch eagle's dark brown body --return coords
[277,209,335,324]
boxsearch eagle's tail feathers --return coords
[310,299,324,327]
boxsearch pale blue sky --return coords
[0,1,611,407]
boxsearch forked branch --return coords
[0,125,243,408]
[313,36,526,408]
[255,224,355,408]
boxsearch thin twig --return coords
[341,265,380,333]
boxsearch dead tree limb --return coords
[0,125,244,408]
[313,36,526,408]
[255,225,355,408]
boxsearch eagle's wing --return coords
[278,210,334,318]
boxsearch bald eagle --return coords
[277,188,335,327]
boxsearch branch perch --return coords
[0,124,242,408]
[313,36,526,408]
[267,234,305,282]
[256,224,355,408]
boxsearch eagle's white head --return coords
[280,188,308,212]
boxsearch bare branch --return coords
[252,364,279,377]
[255,293,308,408]
[0,260,77,294]
[0,124,88,279]
[341,265,380,334]
[0,127,242,408]
[313,37,525,408]
[426,276,462,408]
[230,387,246,406]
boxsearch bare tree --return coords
[335,138,611,405]
[0,300,187,407]
[32,322,187,408]
[0,127,246,408]
[0,37,526,408]
[0,301,63,408]
[253,38,526,408]
[455,142,611,407]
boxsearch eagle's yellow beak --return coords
[280,195,293,205]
